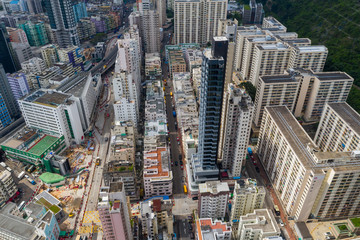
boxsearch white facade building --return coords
[0,170,17,208]
[196,218,232,240]
[315,102,360,152]
[198,181,229,219]
[21,57,46,73]
[237,209,280,240]
[230,179,265,231]
[18,89,84,145]
[174,0,227,45]
[220,84,253,176]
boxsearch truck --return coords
[0,162,6,168]
[18,171,25,180]
[6,167,12,172]
[172,111,176,117]
[28,178,36,185]
[247,147,253,156]
[274,205,280,216]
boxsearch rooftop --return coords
[23,90,71,107]
[197,218,231,240]
[327,102,360,137]
[260,74,298,84]
[199,181,229,195]
[265,106,317,168]
[27,135,58,156]
[109,182,123,193]
[240,209,280,235]
[257,43,289,50]
[143,147,171,178]
[315,72,353,81]
[296,45,328,53]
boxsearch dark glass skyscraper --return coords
[0,64,20,119]
[193,37,228,182]
[0,23,20,73]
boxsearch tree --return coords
[239,81,256,101]
[90,33,106,45]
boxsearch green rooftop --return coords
[351,218,360,227]
[39,172,65,184]
[37,197,61,214]
[27,135,58,156]
[244,4,251,10]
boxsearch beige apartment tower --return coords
[315,102,360,152]
[257,106,360,221]
[288,45,328,72]
[174,0,227,45]
[249,43,292,87]
[253,69,353,126]
[253,74,299,127]
[141,10,161,53]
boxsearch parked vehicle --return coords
[18,201,26,210]
[274,205,280,216]
[18,171,25,180]
[247,147,253,156]
[173,111,176,117]
[6,167,12,172]
[28,178,36,185]
[0,162,6,168]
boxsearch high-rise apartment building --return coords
[242,0,264,24]
[143,147,173,198]
[0,170,17,207]
[240,35,278,81]
[21,57,46,73]
[195,218,232,240]
[18,21,49,46]
[174,0,227,45]
[0,24,20,73]
[26,0,43,14]
[0,94,12,130]
[44,0,80,47]
[141,10,161,53]
[6,72,30,100]
[0,64,20,119]
[220,84,253,177]
[198,181,229,219]
[315,102,360,152]
[236,209,280,240]
[193,37,228,183]
[288,45,328,72]
[249,42,292,86]
[253,69,354,126]
[140,198,174,239]
[262,17,287,32]
[230,179,265,231]
[73,2,88,23]
[113,72,139,125]
[6,27,28,44]
[253,74,299,127]
[41,44,59,68]
[11,42,33,63]
[257,106,360,221]
[98,182,133,240]
[18,89,84,145]
[155,0,167,26]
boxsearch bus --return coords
[274,205,280,216]
[18,171,25,180]
[183,185,187,194]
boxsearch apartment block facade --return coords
[288,45,328,72]
[143,147,173,198]
[18,89,84,145]
[174,0,227,45]
[98,182,132,240]
[315,102,360,152]
[141,10,161,53]
[257,106,360,220]
[0,170,17,207]
[220,84,253,176]
[196,218,232,240]
[198,181,229,219]
[249,43,292,86]
[230,179,265,231]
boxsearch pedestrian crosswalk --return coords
[83,211,101,224]
[78,224,102,234]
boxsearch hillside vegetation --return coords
[259,0,360,112]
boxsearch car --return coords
[178,141,180,145]
[171,162,173,166]
[175,161,178,166]
[187,215,193,220]
[255,167,260,173]
[189,224,192,230]
[180,165,183,170]
[177,137,179,141]
[192,197,198,201]
[325,232,332,236]
[179,154,182,160]
[279,219,285,227]
[105,137,109,142]
[250,155,254,160]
